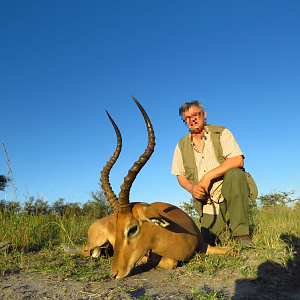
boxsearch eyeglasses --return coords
[183,112,203,123]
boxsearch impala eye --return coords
[127,225,138,236]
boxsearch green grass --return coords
[0,210,111,281]
[0,210,95,251]
[1,204,300,296]
[191,289,228,300]
[0,245,113,281]
[183,204,300,299]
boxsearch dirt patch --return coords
[1,259,300,300]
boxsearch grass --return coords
[0,209,111,280]
[1,202,300,299]
[0,243,113,282]
[0,210,95,251]
[191,289,228,300]
[180,204,300,295]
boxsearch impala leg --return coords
[205,244,235,256]
[138,251,151,265]
[92,247,102,258]
[144,251,178,269]
[158,256,178,269]
[81,245,93,257]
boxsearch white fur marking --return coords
[148,218,169,227]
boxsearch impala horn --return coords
[118,95,155,213]
[99,111,122,212]
[100,95,155,214]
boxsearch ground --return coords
[1,249,300,300]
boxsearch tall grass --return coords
[0,210,96,251]
[1,198,300,291]
[252,205,300,248]
[2,202,299,254]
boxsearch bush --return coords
[0,174,10,191]
[257,190,299,208]
[1,186,112,218]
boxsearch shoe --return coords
[234,235,255,247]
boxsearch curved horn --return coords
[99,111,121,212]
[118,95,156,213]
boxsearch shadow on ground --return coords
[234,233,300,299]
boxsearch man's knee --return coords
[224,167,244,180]
[222,168,249,200]
[223,168,248,189]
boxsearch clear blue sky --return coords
[1,1,300,207]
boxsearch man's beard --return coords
[190,122,206,134]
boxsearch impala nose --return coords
[111,267,132,279]
[109,271,118,279]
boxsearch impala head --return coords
[100,95,158,278]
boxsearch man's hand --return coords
[177,174,209,200]
[190,184,206,199]
[198,173,211,194]
[189,173,212,200]
[177,156,244,201]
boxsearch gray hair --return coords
[179,101,204,119]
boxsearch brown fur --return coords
[81,202,233,278]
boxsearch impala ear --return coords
[133,203,170,228]
[147,217,169,227]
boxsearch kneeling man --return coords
[172,101,254,247]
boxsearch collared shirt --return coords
[171,127,243,215]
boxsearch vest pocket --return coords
[184,165,197,184]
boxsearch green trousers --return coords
[200,167,250,245]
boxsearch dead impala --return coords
[74,96,234,279]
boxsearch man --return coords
[172,101,254,247]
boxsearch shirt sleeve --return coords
[220,128,243,159]
[171,144,186,176]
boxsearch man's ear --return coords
[133,203,169,227]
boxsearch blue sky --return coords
[1,1,300,207]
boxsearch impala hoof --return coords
[110,272,117,279]
[229,248,237,257]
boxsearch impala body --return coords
[80,96,233,279]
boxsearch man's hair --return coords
[179,101,204,119]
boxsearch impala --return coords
[76,96,234,279]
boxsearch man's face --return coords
[182,105,206,133]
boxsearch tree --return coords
[62,202,83,217]
[51,198,66,216]
[0,199,5,212]
[179,198,198,219]
[0,199,21,213]
[23,196,51,215]
[257,190,299,208]
[83,187,113,218]
[0,175,9,191]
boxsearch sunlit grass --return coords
[253,205,300,250]
[0,210,96,251]
[1,201,300,288]
[185,204,300,287]
[0,246,112,281]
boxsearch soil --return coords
[1,257,300,300]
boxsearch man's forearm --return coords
[176,155,244,197]
[177,175,193,193]
[177,175,206,199]
[205,155,244,182]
